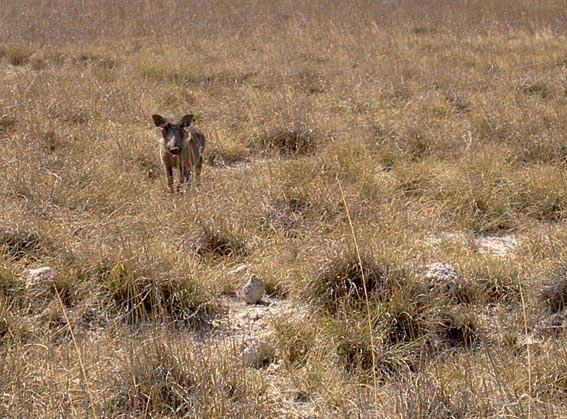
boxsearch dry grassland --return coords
[2,0,567,417]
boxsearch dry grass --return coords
[2,0,567,417]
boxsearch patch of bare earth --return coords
[209,295,316,417]
[211,296,308,340]
[426,231,519,257]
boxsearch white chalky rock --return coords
[240,337,265,367]
[27,266,55,286]
[242,274,265,304]
[422,262,460,292]
[228,264,250,276]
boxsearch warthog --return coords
[152,114,206,193]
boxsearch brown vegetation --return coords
[2,0,567,417]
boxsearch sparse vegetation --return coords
[2,0,567,417]
[249,125,318,156]
[0,226,46,260]
[540,265,567,314]
[1,43,34,66]
[303,250,390,312]
[188,222,249,259]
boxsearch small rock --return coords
[516,334,542,347]
[27,266,55,286]
[477,234,518,257]
[422,262,460,292]
[229,264,250,275]
[265,358,283,374]
[240,337,266,367]
[242,274,265,304]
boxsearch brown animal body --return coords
[152,114,206,193]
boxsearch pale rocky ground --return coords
[425,231,519,257]
[204,231,522,416]
[214,229,521,348]
[19,218,565,417]
[210,295,315,416]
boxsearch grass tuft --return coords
[430,307,480,349]
[74,51,115,68]
[516,77,553,99]
[260,190,313,235]
[381,295,427,345]
[0,115,17,135]
[113,340,196,415]
[0,226,46,260]
[0,266,22,300]
[328,314,417,377]
[272,317,316,366]
[303,250,389,312]
[540,266,567,314]
[249,125,317,156]
[101,260,216,326]
[187,223,249,259]
[1,43,34,65]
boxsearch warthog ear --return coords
[152,114,168,128]
[179,114,193,128]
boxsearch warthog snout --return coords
[152,113,207,193]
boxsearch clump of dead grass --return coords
[248,125,318,156]
[111,340,196,415]
[108,338,275,417]
[101,259,217,326]
[302,249,390,312]
[272,317,316,367]
[429,306,480,349]
[540,265,567,314]
[260,189,314,236]
[0,115,17,135]
[187,223,249,260]
[0,43,34,66]
[0,226,47,260]
[325,313,419,378]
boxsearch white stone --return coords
[477,234,518,257]
[242,274,265,304]
[240,337,265,367]
[27,266,55,286]
[422,262,460,292]
[228,264,250,275]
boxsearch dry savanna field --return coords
[2,1,567,417]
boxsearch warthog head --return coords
[152,114,194,155]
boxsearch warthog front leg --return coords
[165,164,175,193]
[194,156,203,186]
[177,159,191,193]
[189,143,204,187]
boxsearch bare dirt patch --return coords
[211,295,310,342]
[426,231,519,257]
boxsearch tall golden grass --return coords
[1,0,567,417]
